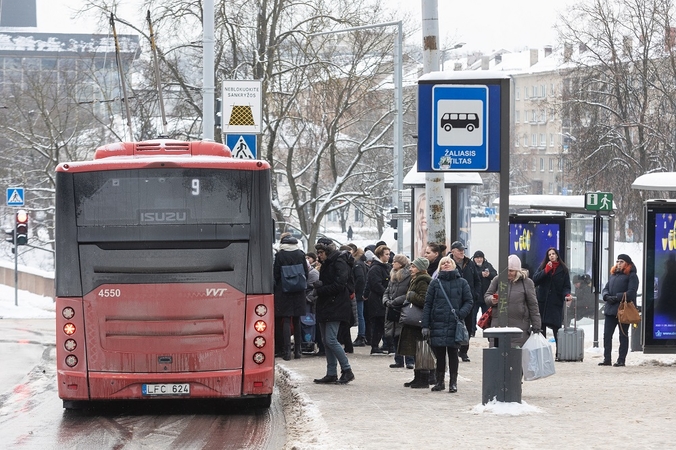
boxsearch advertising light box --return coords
[643,201,676,352]
[509,215,566,278]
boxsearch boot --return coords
[410,370,430,388]
[337,369,355,384]
[282,344,291,361]
[294,342,302,359]
[403,370,420,387]
[431,370,446,391]
[428,370,437,385]
[449,372,458,393]
[313,374,338,384]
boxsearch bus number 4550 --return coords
[98,288,122,297]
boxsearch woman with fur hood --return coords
[484,254,542,348]
[382,254,413,368]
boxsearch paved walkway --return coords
[277,328,676,450]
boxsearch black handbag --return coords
[386,306,402,322]
[399,302,424,327]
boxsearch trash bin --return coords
[482,328,523,404]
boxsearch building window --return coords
[549,158,554,172]
[354,209,363,222]
[540,158,544,171]
[550,134,555,146]
[558,158,564,172]
[540,134,546,147]
[515,110,520,122]
[549,182,554,194]
[532,134,537,146]
[541,110,547,123]
[524,87,529,99]
[532,109,536,122]
[516,87,520,100]
[550,83,555,95]
[532,158,537,171]
[532,86,537,97]
[540,85,546,97]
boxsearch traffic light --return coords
[15,209,28,246]
[215,98,222,128]
[5,229,15,243]
[388,207,398,229]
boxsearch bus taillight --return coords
[62,307,75,319]
[254,320,267,333]
[64,339,77,351]
[63,323,76,335]
[254,336,266,348]
[255,304,267,316]
[253,352,265,364]
[65,355,78,367]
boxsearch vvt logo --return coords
[206,288,227,296]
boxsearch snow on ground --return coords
[0,284,54,319]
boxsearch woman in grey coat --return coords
[421,256,473,393]
[484,254,542,348]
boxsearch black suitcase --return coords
[557,296,584,362]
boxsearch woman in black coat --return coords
[599,254,639,367]
[365,245,391,354]
[424,242,446,277]
[421,256,473,393]
[274,234,309,360]
[532,247,571,359]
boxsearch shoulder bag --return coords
[617,293,640,325]
[437,280,470,346]
[399,301,423,327]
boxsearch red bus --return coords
[55,139,274,409]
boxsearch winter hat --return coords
[280,234,298,245]
[376,241,387,248]
[617,254,633,265]
[364,250,376,261]
[508,254,522,270]
[393,254,409,267]
[315,237,336,253]
[412,257,430,271]
[472,250,485,259]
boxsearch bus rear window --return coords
[73,168,251,226]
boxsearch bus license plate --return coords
[142,383,190,396]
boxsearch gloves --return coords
[531,328,541,334]
[406,291,415,301]
[312,280,323,288]
[385,300,392,308]
[421,328,430,339]
[603,294,611,302]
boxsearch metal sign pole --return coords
[14,230,18,306]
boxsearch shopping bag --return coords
[414,339,436,370]
[521,332,556,381]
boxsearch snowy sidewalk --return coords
[277,325,676,450]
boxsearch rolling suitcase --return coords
[556,296,584,362]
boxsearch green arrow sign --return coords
[585,192,613,211]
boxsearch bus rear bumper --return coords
[59,368,274,401]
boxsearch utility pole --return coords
[421,0,446,248]
[203,0,215,140]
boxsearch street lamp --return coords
[311,21,404,254]
[440,42,465,71]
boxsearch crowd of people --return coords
[272,229,640,389]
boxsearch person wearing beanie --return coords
[365,245,392,354]
[397,256,433,388]
[383,254,413,368]
[274,232,309,360]
[533,247,572,359]
[599,254,639,367]
[364,250,376,264]
[484,255,541,348]
[312,238,355,384]
[472,250,497,334]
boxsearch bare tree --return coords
[558,0,676,241]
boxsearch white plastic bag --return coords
[521,332,556,381]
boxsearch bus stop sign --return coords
[585,192,613,211]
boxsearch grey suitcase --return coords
[556,296,584,362]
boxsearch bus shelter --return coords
[632,172,676,353]
[494,195,616,347]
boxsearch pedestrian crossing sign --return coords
[226,134,257,159]
[6,187,24,206]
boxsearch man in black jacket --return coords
[450,241,479,362]
[312,238,355,384]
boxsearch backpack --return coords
[281,263,307,293]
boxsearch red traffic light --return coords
[15,209,28,245]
